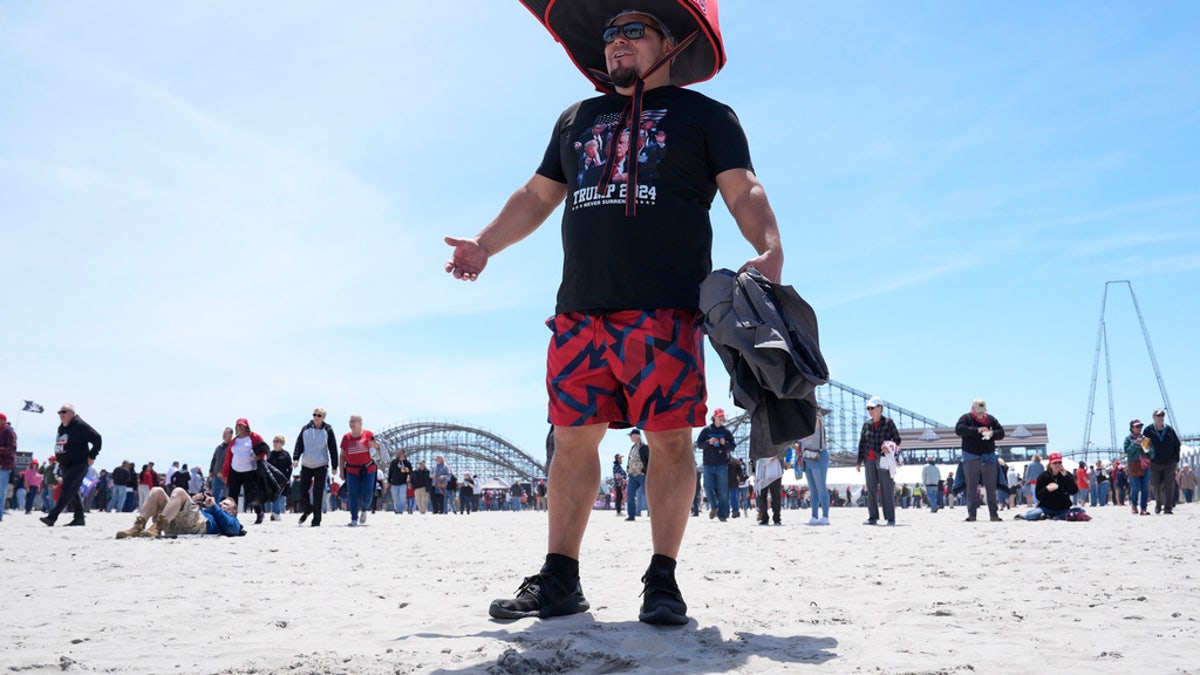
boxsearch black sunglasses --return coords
[603,21,661,44]
[57,410,71,414]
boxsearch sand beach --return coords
[1,503,1197,674]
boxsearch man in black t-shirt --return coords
[445,9,783,627]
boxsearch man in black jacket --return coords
[41,404,101,527]
[108,462,131,512]
[1145,408,1182,514]
[954,398,1006,523]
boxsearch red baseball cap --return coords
[1048,453,1063,463]
[713,408,726,418]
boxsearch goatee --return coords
[610,65,639,88]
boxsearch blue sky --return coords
[2,2,1197,474]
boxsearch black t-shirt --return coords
[537,86,753,314]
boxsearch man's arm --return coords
[954,414,972,438]
[990,417,1006,441]
[716,168,783,284]
[444,174,567,281]
[326,427,339,467]
[86,421,102,463]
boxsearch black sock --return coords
[649,554,677,575]
[542,553,579,581]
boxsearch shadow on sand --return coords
[401,615,837,674]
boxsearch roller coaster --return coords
[371,282,1193,481]
[371,380,950,482]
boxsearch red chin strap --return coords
[588,31,698,217]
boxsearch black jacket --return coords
[388,458,413,485]
[410,468,431,490]
[54,416,102,467]
[267,450,293,480]
[1145,424,1182,465]
[1035,469,1078,512]
[955,414,1006,455]
[700,268,829,459]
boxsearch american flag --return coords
[590,108,669,132]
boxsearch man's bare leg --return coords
[643,429,696,559]
[489,423,603,619]
[635,427,695,625]
[139,487,168,518]
[547,423,606,559]
[161,489,191,521]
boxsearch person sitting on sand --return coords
[116,486,245,538]
[1020,453,1084,521]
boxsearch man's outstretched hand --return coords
[444,236,490,281]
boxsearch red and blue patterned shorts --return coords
[546,309,707,431]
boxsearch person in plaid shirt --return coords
[856,396,901,526]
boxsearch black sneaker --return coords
[299,510,309,525]
[65,519,86,527]
[639,568,688,626]
[39,516,55,527]
[489,572,589,620]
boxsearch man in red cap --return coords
[449,8,782,625]
[695,408,736,521]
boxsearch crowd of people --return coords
[0,406,549,533]
[2,403,1191,533]
[595,399,1193,528]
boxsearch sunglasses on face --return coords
[603,21,661,44]
[313,414,324,418]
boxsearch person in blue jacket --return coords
[115,486,245,538]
